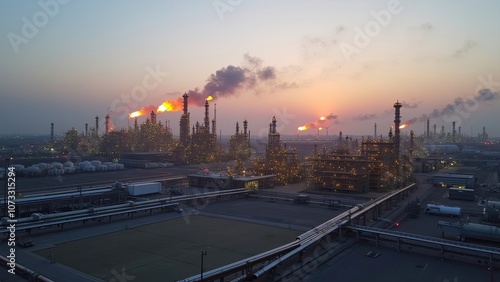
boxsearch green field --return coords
[34,216,301,281]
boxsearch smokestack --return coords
[272,116,277,134]
[426,119,430,138]
[243,119,248,135]
[433,124,437,135]
[134,117,138,131]
[452,121,456,142]
[212,103,216,135]
[374,123,377,139]
[180,93,191,146]
[95,116,99,137]
[105,114,111,134]
[441,125,445,136]
[458,126,461,137]
[50,122,54,142]
[85,123,88,137]
[150,111,156,124]
[204,99,210,131]
[410,130,415,157]
[394,101,402,158]
[183,93,188,115]
[236,122,240,134]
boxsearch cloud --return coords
[403,88,499,125]
[420,22,433,31]
[353,113,378,121]
[401,101,419,109]
[451,40,477,58]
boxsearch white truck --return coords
[425,204,461,217]
[127,182,162,196]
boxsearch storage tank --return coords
[425,204,461,217]
[51,162,63,169]
[460,222,500,242]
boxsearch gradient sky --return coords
[1,0,500,138]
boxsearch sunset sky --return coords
[1,0,500,138]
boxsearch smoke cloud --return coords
[298,113,339,131]
[353,113,378,121]
[187,53,286,106]
[403,88,499,125]
[130,54,295,116]
[452,40,476,58]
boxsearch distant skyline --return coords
[1,0,500,138]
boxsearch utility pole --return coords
[201,251,207,282]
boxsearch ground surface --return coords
[33,216,302,282]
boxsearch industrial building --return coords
[307,101,404,193]
[252,116,301,185]
[187,173,275,190]
[432,173,476,188]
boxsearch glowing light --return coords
[129,111,141,118]
[157,98,183,113]
[206,96,213,101]
[320,116,326,121]
[298,125,309,131]
[399,124,407,129]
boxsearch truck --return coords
[126,182,162,196]
[425,204,461,217]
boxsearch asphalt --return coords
[2,169,499,282]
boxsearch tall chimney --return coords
[452,121,456,142]
[95,116,99,137]
[458,126,461,137]
[85,123,88,137]
[183,93,188,116]
[204,99,210,131]
[433,124,437,135]
[236,122,240,135]
[426,119,430,138]
[243,119,248,135]
[212,103,216,135]
[134,117,138,131]
[374,123,377,139]
[393,101,402,158]
[105,114,111,134]
[50,122,54,142]
[150,111,156,124]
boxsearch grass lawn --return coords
[34,215,301,281]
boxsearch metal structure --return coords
[178,183,416,282]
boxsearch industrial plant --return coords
[1,95,500,282]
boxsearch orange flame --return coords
[129,111,142,118]
[206,96,213,101]
[399,124,407,129]
[298,125,309,131]
[157,98,183,113]
[320,116,326,121]
[129,105,156,118]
